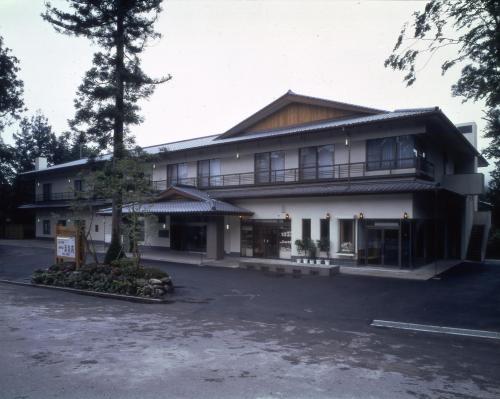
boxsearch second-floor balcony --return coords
[152,157,434,191]
[34,191,108,203]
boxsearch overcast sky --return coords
[0,0,490,166]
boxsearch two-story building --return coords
[20,91,491,268]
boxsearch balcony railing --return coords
[34,191,107,203]
[152,157,434,191]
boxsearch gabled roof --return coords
[216,90,386,139]
[98,185,253,216]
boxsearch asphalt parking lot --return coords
[0,243,499,398]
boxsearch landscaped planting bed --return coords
[31,259,173,298]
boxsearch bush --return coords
[31,260,173,298]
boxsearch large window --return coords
[366,135,424,171]
[198,159,221,187]
[42,183,52,201]
[299,145,334,180]
[339,219,355,253]
[302,219,311,241]
[74,179,83,193]
[255,151,285,183]
[167,163,188,186]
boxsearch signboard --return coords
[54,225,84,268]
[56,236,76,258]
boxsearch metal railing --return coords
[152,157,434,191]
[34,191,107,203]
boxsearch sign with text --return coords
[56,236,76,258]
[54,225,84,268]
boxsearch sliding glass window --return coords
[255,151,285,184]
[299,145,334,180]
[167,163,188,186]
[198,159,221,187]
[366,135,421,171]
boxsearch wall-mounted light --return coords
[67,219,71,223]
[153,163,156,169]
[162,223,166,229]
[284,213,290,220]
[236,153,240,159]
[68,179,71,183]
[326,212,331,220]
[226,224,230,230]
[345,137,349,147]
[403,212,409,220]
[359,212,364,220]
[239,215,243,220]
[37,182,40,187]
[37,218,40,223]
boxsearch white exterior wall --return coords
[233,194,413,257]
[35,209,109,242]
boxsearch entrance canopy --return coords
[98,185,253,216]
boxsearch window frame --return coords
[366,135,420,171]
[338,219,355,253]
[299,144,335,180]
[254,151,286,184]
[197,158,221,187]
[167,162,188,186]
[42,220,51,235]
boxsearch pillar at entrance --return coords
[206,216,224,260]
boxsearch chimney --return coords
[35,157,48,171]
[456,122,477,149]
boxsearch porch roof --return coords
[97,199,253,216]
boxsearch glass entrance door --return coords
[365,226,400,267]
[253,225,280,258]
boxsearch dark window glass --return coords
[158,215,167,224]
[43,183,52,201]
[255,151,285,183]
[300,145,334,180]
[197,159,221,187]
[300,147,317,180]
[167,163,188,186]
[43,220,51,235]
[74,179,83,192]
[320,219,330,241]
[366,136,418,171]
[302,219,311,241]
[158,229,170,238]
[57,220,66,227]
[318,145,334,179]
[95,224,99,233]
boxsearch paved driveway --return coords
[0,243,499,398]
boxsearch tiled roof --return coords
[21,108,438,175]
[98,199,252,216]
[208,179,439,199]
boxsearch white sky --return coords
[0,0,490,170]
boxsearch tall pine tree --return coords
[43,1,170,262]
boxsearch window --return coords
[57,220,66,227]
[198,159,221,187]
[158,229,170,238]
[42,183,52,201]
[255,151,285,183]
[300,145,334,180]
[320,219,330,241]
[167,163,188,186]
[43,220,51,235]
[74,179,83,193]
[339,220,355,253]
[95,224,99,233]
[366,135,423,171]
[302,219,311,241]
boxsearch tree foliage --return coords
[0,35,24,133]
[43,0,170,261]
[385,0,500,255]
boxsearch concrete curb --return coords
[0,279,174,304]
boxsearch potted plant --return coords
[316,238,330,265]
[302,238,316,264]
[294,239,305,263]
